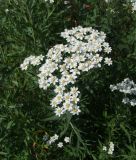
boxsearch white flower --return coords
[110,85,117,91]
[122,98,130,104]
[104,46,112,54]
[20,55,44,70]
[104,57,112,66]
[130,99,136,106]
[48,134,59,144]
[48,76,58,85]
[64,93,71,101]
[70,106,81,115]
[63,102,73,111]
[64,137,70,143]
[54,107,64,117]
[54,134,59,140]
[20,63,28,70]
[103,146,107,151]
[5,9,9,13]
[31,55,44,66]
[57,142,63,148]
[54,85,65,94]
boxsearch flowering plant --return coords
[1,0,136,159]
[21,26,112,117]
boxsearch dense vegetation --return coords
[0,0,136,159]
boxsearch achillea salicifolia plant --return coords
[21,26,112,117]
[110,78,136,106]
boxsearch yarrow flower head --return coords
[64,137,70,143]
[104,57,112,66]
[21,26,112,117]
[110,78,136,106]
[57,142,63,148]
[48,134,59,144]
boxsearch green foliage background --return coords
[0,0,136,159]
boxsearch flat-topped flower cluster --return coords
[110,78,136,106]
[21,26,112,117]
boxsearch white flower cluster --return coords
[48,134,59,144]
[44,0,54,3]
[46,134,70,148]
[131,0,136,11]
[38,26,112,116]
[103,141,114,155]
[110,78,136,106]
[21,26,112,116]
[20,55,44,70]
